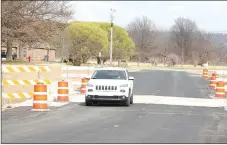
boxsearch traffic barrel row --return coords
[202,69,223,80]
[201,67,227,98]
[32,78,89,111]
[32,80,69,111]
[209,73,227,98]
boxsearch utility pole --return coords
[110,8,116,66]
[180,36,184,65]
[62,37,65,63]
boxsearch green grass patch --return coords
[2,60,67,66]
[2,60,28,65]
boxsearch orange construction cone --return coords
[211,72,218,79]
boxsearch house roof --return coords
[1,41,56,50]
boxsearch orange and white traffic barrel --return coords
[210,75,216,89]
[202,69,208,78]
[215,73,219,78]
[212,72,218,79]
[224,79,227,96]
[33,83,48,111]
[213,72,217,76]
[211,72,215,77]
[57,80,69,101]
[215,81,225,98]
[80,77,88,94]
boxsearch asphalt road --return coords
[130,70,210,98]
[2,70,227,143]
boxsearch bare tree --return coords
[166,53,181,66]
[190,31,212,65]
[170,17,198,64]
[2,1,73,60]
[153,30,172,65]
[50,28,71,62]
[126,16,157,63]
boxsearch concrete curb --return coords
[2,104,17,111]
[208,87,227,112]
[1,90,81,111]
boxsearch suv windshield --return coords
[91,70,127,80]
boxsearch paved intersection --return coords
[2,70,227,143]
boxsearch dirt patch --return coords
[2,98,27,108]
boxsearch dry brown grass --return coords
[2,98,27,108]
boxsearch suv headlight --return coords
[87,83,93,87]
[120,84,128,87]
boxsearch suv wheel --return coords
[85,100,92,106]
[124,92,130,107]
[130,92,133,104]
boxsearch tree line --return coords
[127,16,225,66]
[2,1,225,66]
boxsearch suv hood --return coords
[88,79,128,86]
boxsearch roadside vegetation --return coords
[2,1,227,67]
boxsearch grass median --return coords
[126,64,227,71]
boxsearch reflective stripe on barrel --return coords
[33,83,48,110]
[57,80,69,101]
[224,79,227,95]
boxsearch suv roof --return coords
[96,67,127,71]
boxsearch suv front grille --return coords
[93,96,119,99]
[96,85,117,90]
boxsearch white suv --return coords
[85,67,134,106]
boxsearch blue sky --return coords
[70,1,227,32]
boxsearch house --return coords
[1,42,56,61]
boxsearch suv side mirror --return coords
[85,76,90,80]
[129,76,134,80]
